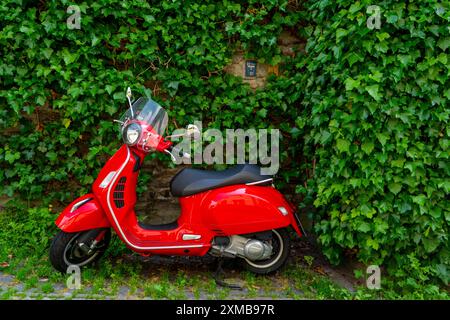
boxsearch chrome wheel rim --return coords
[244,229,284,269]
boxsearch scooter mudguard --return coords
[55,193,111,233]
[188,185,303,236]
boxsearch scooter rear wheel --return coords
[49,229,110,273]
[242,228,290,274]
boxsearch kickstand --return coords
[213,258,243,290]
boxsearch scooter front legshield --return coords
[55,194,111,233]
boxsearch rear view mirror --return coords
[126,87,134,118]
[186,124,201,140]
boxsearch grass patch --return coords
[0,202,448,300]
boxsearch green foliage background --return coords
[292,0,449,288]
[0,0,448,291]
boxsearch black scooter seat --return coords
[170,164,273,197]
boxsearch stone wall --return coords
[137,30,306,224]
[2,29,307,226]
[135,161,186,224]
[224,30,305,89]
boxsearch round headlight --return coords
[123,123,141,145]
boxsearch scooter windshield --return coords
[119,97,168,136]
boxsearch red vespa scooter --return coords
[50,88,303,274]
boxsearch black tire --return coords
[242,228,290,275]
[49,229,111,273]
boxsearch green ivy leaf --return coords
[336,28,348,42]
[344,77,360,91]
[5,151,20,164]
[113,92,125,101]
[357,222,371,233]
[41,48,53,59]
[388,182,402,195]
[62,118,71,128]
[168,81,180,90]
[376,133,389,146]
[361,141,374,154]
[386,15,398,24]
[437,37,450,51]
[437,53,447,65]
[346,52,363,66]
[36,96,46,106]
[366,238,379,250]
[91,35,101,46]
[422,237,440,253]
[336,139,350,153]
[62,49,77,65]
[46,151,57,162]
[436,264,448,285]
[391,158,405,167]
[365,85,381,101]
[376,32,390,41]
[105,85,115,95]
[398,55,412,66]
[257,108,267,118]
[412,194,427,207]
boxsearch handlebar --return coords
[165,145,191,161]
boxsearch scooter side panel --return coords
[91,145,212,255]
[93,145,139,224]
[56,194,111,233]
[194,185,300,236]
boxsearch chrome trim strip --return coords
[278,206,288,216]
[182,234,202,241]
[99,171,117,189]
[70,198,93,213]
[246,178,273,186]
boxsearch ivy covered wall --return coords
[0,0,448,288]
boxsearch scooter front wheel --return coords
[49,228,111,273]
[242,228,290,275]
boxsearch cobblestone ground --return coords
[0,272,304,300]
[0,240,359,300]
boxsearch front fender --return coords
[56,194,111,233]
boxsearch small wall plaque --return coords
[245,60,257,78]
